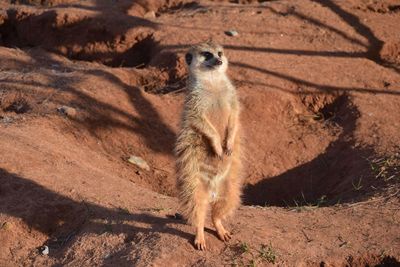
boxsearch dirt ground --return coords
[0,0,399,266]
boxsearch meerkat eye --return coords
[200,51,214,61]
[218,51,223,57]
[185,53,193,65]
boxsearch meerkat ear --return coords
[185,53,193,65]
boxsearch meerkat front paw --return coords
[224,140,234,156]
[212,139,223,158]
[214,145,223,158]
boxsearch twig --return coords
[343,189,400,208]
[301,229,313,242]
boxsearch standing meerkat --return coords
[175,41,242,250]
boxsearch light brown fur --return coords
[175,41,242,250]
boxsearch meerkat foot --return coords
[224,147,232,156]
[217,229,232,242]
[194,235,207,250]
[213,218,232,242]
[195,225,207,250]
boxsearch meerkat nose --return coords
[215,59,223,65]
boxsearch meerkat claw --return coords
[223,232,232,241]
[225,148,232,156]
[195,239,207,250]
[217,231,232,241]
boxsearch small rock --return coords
[127,156,150,171]
[166,213,184,220]
[39,245,49,255]
[1,222,11,230]
[174,213,184,220]
[5,99,31,114]
[144,11,156,19]
[57,106,77,118]
[224,30,239,37]
[0,116,14,124]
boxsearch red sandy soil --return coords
[0,0,400,266]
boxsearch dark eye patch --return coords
[200,51,214,61]
[218,51,223,57]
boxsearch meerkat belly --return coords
[207,98,231,142]
[199,159,231,202]
[200,99,232,201]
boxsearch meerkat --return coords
[175,41,242,250]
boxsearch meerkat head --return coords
[185,41,228,75]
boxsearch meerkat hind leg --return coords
[211,166,241,241]
[192,187,209,250]
[211,195,238,241]
[212,215,231,241]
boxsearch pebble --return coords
[174,213,184,220]
[144,11,156,19]
[0,116,13,124]
[224,30,239,37]
[1,222,11,230]
[57,106,77,118]
[39,245,49,255]
[167,213,184,220]
[127,155,150,171]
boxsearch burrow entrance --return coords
[0,8,187,93]
[243,94,399,207]
[0,9,160,68]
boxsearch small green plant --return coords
[240,242,250,254]
[258,243,277,264]
[286,193,327,212]
[248,259,256,267]
[118,207,130,215]
[351,176,363,191]
[300,192,327,208]
[334,198,342,206]
[315,195,327,207]
[230,242,278,266]
[368,154,400,182]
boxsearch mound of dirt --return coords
[0,0,399,266]
[355,0,400,14]
[381,41,400,65]
[0,8,158,67]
